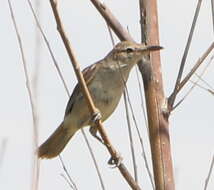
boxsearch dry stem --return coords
[168,0,203,109]
[7,1,40,189]
[49,1,141,189]
[27,1,105,188]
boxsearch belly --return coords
[70,75,124,128]
[90,74,125,122]
[93,87,123,121]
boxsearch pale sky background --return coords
[0,0,214,190]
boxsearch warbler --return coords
[38,41,162,159]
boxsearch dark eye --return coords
[126,48,134,53]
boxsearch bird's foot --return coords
[108,153,123,168]
[89,126,104,144]
[91,110,102,123]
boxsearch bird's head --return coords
[109,41,163,65]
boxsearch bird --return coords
[38,41,162,159]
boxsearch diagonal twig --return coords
[91,0,175,189]
[195,73,214,91]
[172,50,214,110]
[168,0,203,110]
[27,1,105,189]
[192,79,214,96]
[49,1,141,189]
[90,0,133,42]
[59,156,78,190]
[190,80,214,96]
[175,42,214,96]
[91,1,154,187]
[60,173,77,190]
[204,155,214,190]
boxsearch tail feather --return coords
[38,122,77,159]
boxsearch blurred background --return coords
[0,0,214,189]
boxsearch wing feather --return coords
[64,62,100,116]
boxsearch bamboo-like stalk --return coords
[90,0,175,189]
[138,1,175,189]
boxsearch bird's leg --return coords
[89,125,104,144]
[89,109,104,144]
[108,152,123,167]
[90,125,123,166]
[90,110,123,166]
[91,110,102,123]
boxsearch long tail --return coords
[38,122,77,159]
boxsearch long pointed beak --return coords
[142,45,163,52]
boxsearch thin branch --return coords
[190,80,214,95]
[7,1,40,190]
[124,85,155,190]
[135,67,148,131]
[32,0,42,96]
[173,50,213,110]
[27,1,105,189]
[59,156,78,190]
[91,0,155,186]
[91,0,175,189]
[60,173,77,190]
[80,129,106,190]
[208,89,214,95]
[115,49,154,188]
[49,1,141,189]
[195,73,214,91]
[124,92,138,182]
[31,1,42,190]
[191,81,214,96]
[27,0,70,95]
[204,155,214,190]
[107,24,115,45]
[168,0,203,110]
[176,42,214,94]
[211,0,214,33]
[107,24,139,183]
[134,69,154,186]
[117,54,155,188]
[90,0,133,42]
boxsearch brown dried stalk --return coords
[49,1,141,189]
[27,1,105,189]
[90,0,175,189]
[139,1,175,189]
